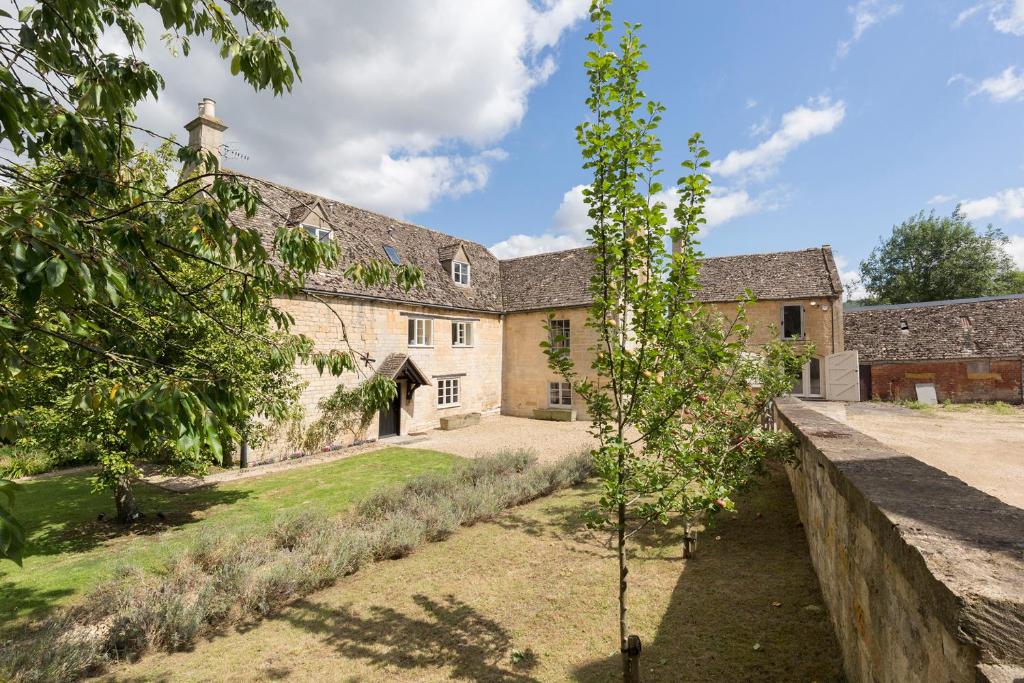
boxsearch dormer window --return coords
[302,223,333,242]
[452,261,470,286]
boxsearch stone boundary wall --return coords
[774,397,1024,683]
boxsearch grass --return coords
[105,464,842,682]
[893,399,1022,415]
[0,447,458,628]
[0,451,593,682]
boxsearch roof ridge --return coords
[701,246,825,261]
[846,293,1024,312]
[241,173,495,253]
[498,245,593,263]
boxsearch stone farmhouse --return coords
[845,294,1024,403]
[186,100,852,461]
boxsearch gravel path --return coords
[408,414,595,463]
[829,402,1024,508]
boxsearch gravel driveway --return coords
[406,414,596,464]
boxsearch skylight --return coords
[383,245,400,265]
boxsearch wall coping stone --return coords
[774,396,1024,678]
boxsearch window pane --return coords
[809,358,821,395]
[782,306,802,339]
[409,319,416,345]
[466,323,472,346]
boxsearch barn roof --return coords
[844,294,1024,362]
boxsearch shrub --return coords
[0,448,593,682]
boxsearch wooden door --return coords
[378,392,401,437]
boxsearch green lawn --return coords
[0,447,458,630]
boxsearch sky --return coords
[125,0,1024,297]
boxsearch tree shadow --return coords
[572,466,844,682]
[283,594,541,682]
[5,471,253,559]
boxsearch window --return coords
[437,377,460,407]
[451,321,473,347]
[302,223,332,242]
[408,318,433,347]
[549,319,570,349]
[452,261,470,285]
[383,245,401,265]
[781,305,803,339]
[549,381,572,407]
[967,360,991,375]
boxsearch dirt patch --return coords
[105,466,841,682]
[845,402,1024,508]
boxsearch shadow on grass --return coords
[283,594,541,682]
[9,472,253,559]
[572,467,843,682]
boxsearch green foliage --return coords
[548,1,808,665]
[0,449,591,682]
[0,0,424,554]
[858,208,1020,304]
[301,375,398,453]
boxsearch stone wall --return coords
[866,358,1023,404]
[704,296,843,357]
[253,294,503,461]
[501,306,599,419]
[775,397,1024,682]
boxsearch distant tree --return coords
[859,208,1018,304]
[546,3,806,678]
[0,0,420,559]
[998,269,1024,295]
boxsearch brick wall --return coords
[868,358,1023,403]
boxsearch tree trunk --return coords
[114,475,139,524]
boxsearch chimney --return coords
[183,97,227,172]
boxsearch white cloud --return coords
[970,66,1024,102]
[991,0,1024,34]
[709,97,846,180]
[744,98,758,109]
[836,0,902,58]
[126,0,588,217]
[927,193,956,204]
[488,184,778,258]
[953,0,1024,35]
[1007,234,1024,268]
[959,186,1024,222]
[835,254,866,300]
[954,3,989,26]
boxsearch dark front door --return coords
[859,364,872,401]
[378,392,401,438]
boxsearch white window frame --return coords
[408,318,433,347]
[451,321,473,347]
[437,377,461,408]
[781,304,804,340]
[549,319,571,349]
[452,261,471,286]
[548,381,572,407]
[302,223,333,242]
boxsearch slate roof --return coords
[375,353,430,385]
[499,247,596,312]
[233,175,841,313]
[234,177,504,312]
[844,294,1024,362]
[695,247,844,302]
[497,245,842,312]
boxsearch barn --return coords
[844,294,1024,404]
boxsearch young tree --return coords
[0,1,417,555]
[546,4,806,678]
[858,208,1019,304]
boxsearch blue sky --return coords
[136,0,1024,294]
[415,1,1024,290]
